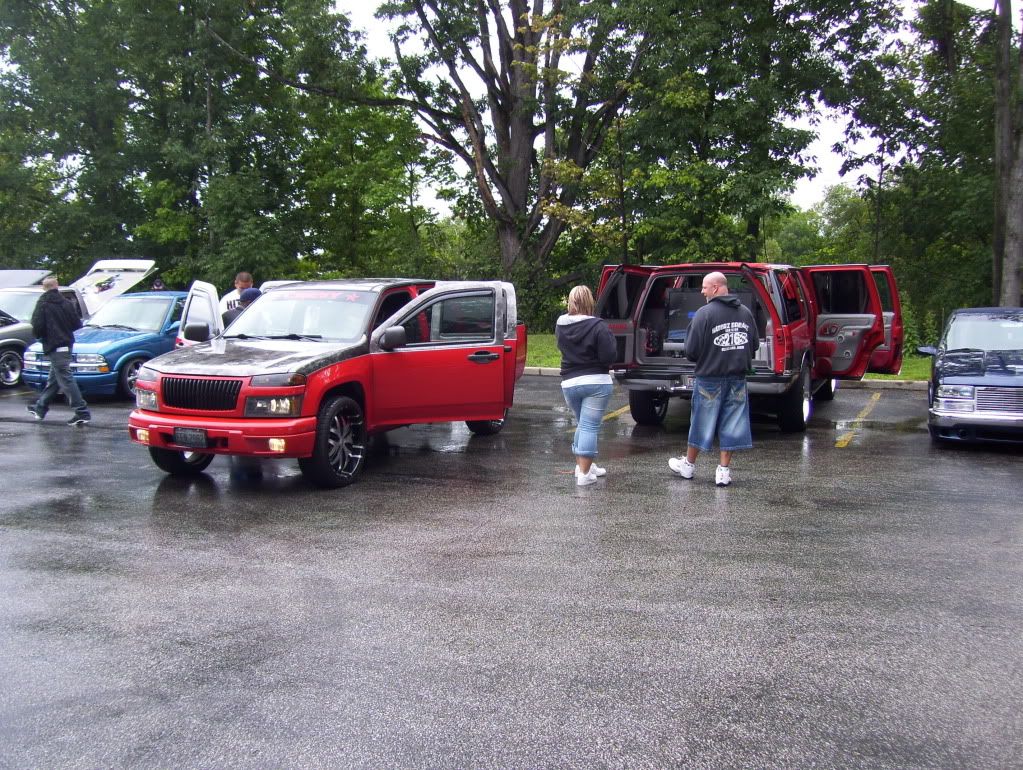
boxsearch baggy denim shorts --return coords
[687,376,753,452]
[561,382,613,458]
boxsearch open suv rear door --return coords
[802,265,885,380]
[595,264,655,367]
[867,265,904,374]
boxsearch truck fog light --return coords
[136,429,150,444]
[268,438,286,453]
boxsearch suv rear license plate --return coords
[173,427,208,448]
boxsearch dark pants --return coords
[33,350,89,417]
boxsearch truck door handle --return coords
[468,351,500,363]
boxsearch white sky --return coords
[335,0,1014,212]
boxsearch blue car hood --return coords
[144,337,368,377]
[936,349,1023,385]
[73,325,157,350]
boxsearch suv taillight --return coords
[773,327,790,374]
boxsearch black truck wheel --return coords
[778,366,812,433]
[149,447,215,475]
[629,390,669,426]
[298,395,367,488]
[466,409,508,435]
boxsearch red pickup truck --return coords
[596,262,903,432]
[128,279,527,487]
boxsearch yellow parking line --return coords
[835,392,882,448]
[565,404,632,433]
[604,405,630,422]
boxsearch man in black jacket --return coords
[668,271,759,486]
[26,276,91,425]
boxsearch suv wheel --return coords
[149,447,215,475]
[0,348,23,387]
[467,409,507,435]
[778,366,812,433]
[629,390,669,426]
[299,395,366,488]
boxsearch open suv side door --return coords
[802,265,886,380]
[867,265,904,374]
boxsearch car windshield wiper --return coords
[264,333,323,341]
[223,333,269,340]
[945,347,985,354]
[89,323,139,331]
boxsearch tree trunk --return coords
[993,0,1013,303]
[998,1,1022,306]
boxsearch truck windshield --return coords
[0,290,42,322]
[225,288,376,342]
[946,316,1023,352]
[86,295,172,332]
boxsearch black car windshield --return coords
[86,296,172,332]
[225,288,375,341]
[0,290,42,322]
[946,316,1023,352]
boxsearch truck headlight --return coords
[244,395,303,417]
[23,351,40,363]
[136,388,158,411]
[72,353,109,373]
[936,384,974,399]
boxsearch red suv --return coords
[596,262,903,432]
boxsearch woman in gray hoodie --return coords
[555,286,617,486]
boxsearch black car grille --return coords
[162,377,242,410]
[976,387,1023,413]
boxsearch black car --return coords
[919,307,1023,443]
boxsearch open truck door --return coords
[803,265,886,380]
[176,280,222,347]
[595,264,656,368]
[867,265,904,374]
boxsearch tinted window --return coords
[873,272,894,311]
[778,270,805,322]
[400,292,495,344]
[599,272,647,320]
[812,272,870,314]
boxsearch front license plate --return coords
[173,427,208,448]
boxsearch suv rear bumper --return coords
[613,369,798,396]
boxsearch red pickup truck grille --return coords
[162,377,242,410]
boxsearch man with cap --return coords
[223,287,261,326]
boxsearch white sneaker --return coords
[576,468,598,486]
[577,463,606,478]
[668,457,695,479]
[715,465,731,487]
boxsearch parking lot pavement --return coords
[1,377,1021,769]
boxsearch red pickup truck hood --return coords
[146,337,367,377]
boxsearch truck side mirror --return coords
[183,321,211,342]
[379,326,407,351]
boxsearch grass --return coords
[525,332,931,380]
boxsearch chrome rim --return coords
[327,407,365,477]
[125,359,144,395]
[0,350,22,386]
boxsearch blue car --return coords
[23,291,187,398]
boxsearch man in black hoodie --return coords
[26,276,91,425]
[668,271,759,486]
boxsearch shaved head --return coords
[42,276,58,290]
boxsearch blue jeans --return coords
[687,376,752,452]
[562,382,613,458]
[33,350,89,417]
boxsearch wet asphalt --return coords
[0,376,1021,769]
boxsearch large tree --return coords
[994,0,1022,305]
